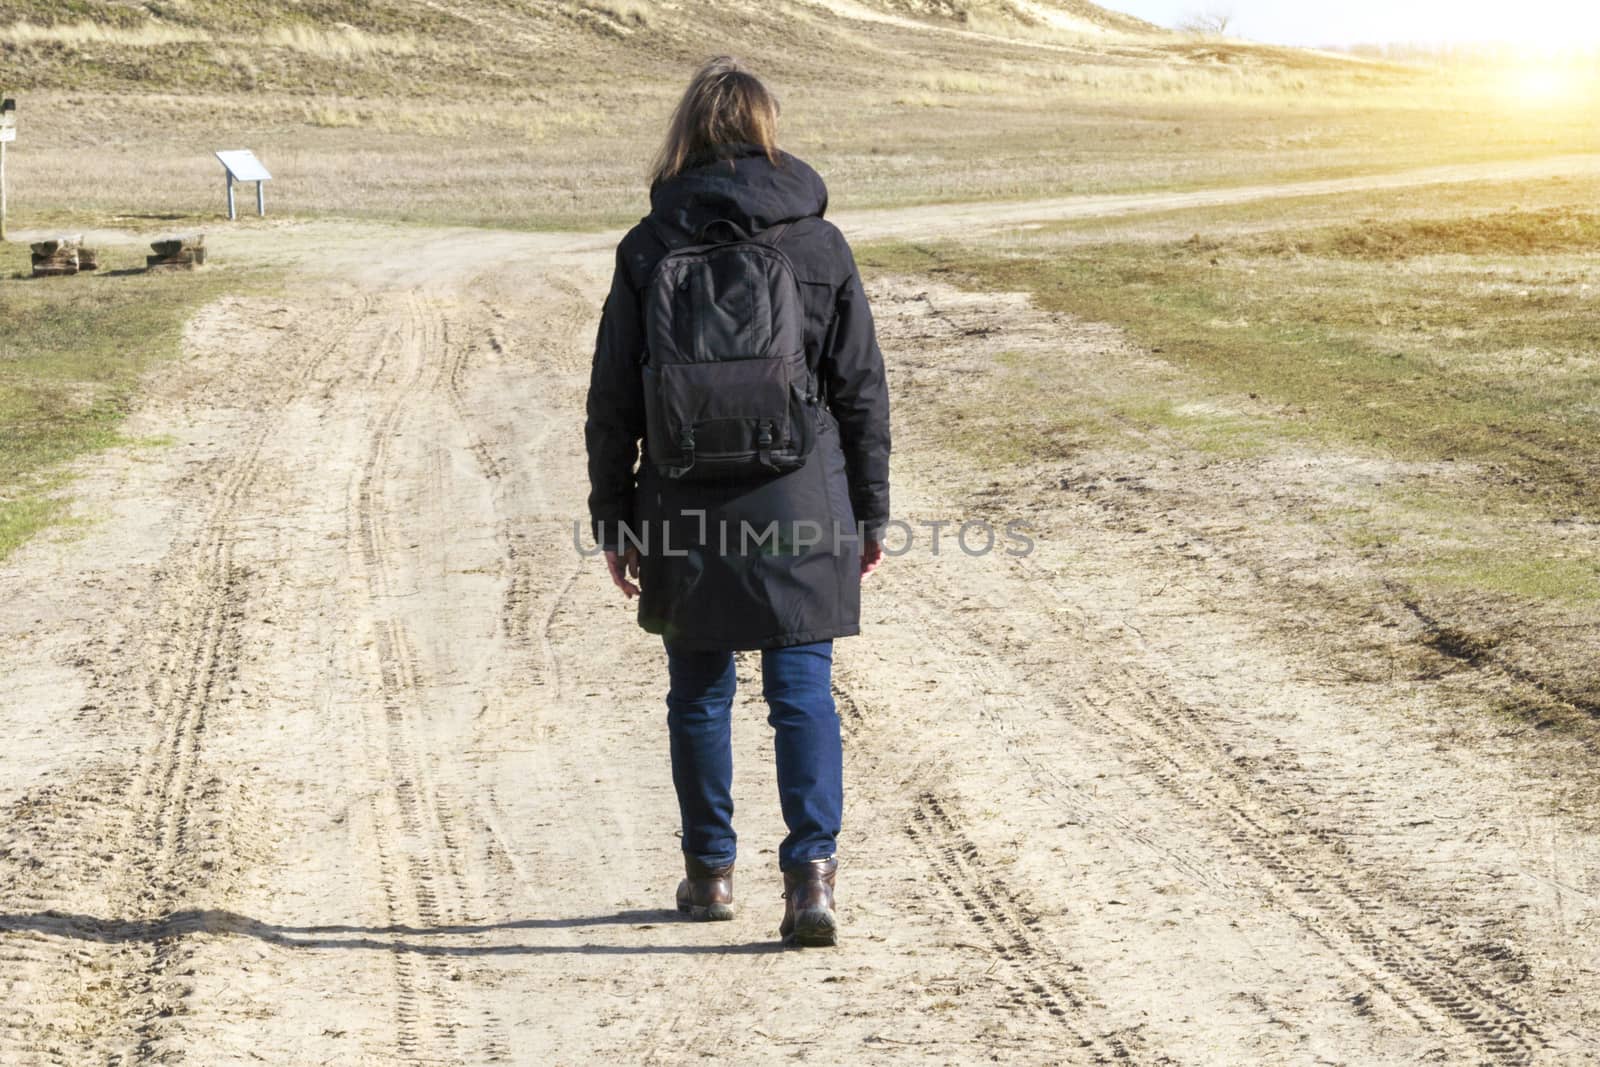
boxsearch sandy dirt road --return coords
[3,161,1599,1065]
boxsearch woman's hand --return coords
[605,547,640,599]
[860,538,884,579]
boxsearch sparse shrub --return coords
[912,70,1009,94]
[1177,8,1234,37]
[573,0,652,31]
[264,24,419,59]
[305,104,368,129]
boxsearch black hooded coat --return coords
[585,144,890,651]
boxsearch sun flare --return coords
[1506,67,1572,103]
[1483,50,1600,109]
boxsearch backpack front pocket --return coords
[650,352,810,479]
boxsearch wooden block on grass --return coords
[31,250,80,277]
[145,233,208,272]
[150,234,205,258]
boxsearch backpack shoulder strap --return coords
[753,222,793,247]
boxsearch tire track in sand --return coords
[123,294,381,1061]
[908,555,1546,1065]
[0,294,375,1065]
[870,272,1548,1063]
[833,683,1145,1064]
[347,291,511,1064]
[437,307,583,691]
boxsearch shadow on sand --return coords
[0,908,789,956]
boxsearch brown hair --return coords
[651,56,781,186]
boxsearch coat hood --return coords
[648,143,828,240]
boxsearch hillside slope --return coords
[0,0,1249,95]
[0,0,1446,232]
[845,0,1162,35]
[0,0,1162,42]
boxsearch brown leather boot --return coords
[779,856,838,946]
[676,857,735,921]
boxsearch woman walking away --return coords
[584,56,890,947]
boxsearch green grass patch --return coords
[1246,206,1600,260]
[861,196,1600,617]
[1110,395,1291,456]
[951,356,1291,464]
[0,247,265,558]
[1414,549,1600,605]
[1321,484,1600,606]
[0,488,68,559]
[860,216,1600,510]
[1024,175,1600,246]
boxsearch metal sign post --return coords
[214,149,271,220]
[1,99,15,242]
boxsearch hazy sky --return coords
[1098,0,1600,47]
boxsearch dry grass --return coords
[0,3,1593,230]
[7,52,1594,234]
[911,70,1013,93]
[1243,207,1600,259]
[0,20,421,56]
[261,25,422,59]
[900,58,1394,102]
[0,20,208,48]
[575,0,655,27]
[860,0,1157,37]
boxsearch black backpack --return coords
[640,218,816,482]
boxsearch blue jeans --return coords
[664,639,842,873]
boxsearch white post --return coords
[0,98,12,242]
[256,179,265,217]
[226,172,236,220]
